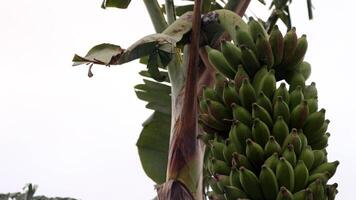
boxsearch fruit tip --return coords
[320,108,326,113]
[246,138,253,145]
[242,78,249,84]
[287,143,294,150]
[277,115,284,120]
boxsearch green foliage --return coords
[101,0,131,9]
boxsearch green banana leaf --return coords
[101,0,131,9]
[135,78,171,184]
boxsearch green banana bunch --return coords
[200,17,338,200]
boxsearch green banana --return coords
[282,144,297,167]
[273,83,289,104]
[214,73,226,97]
[307,97,318,114]
[276,157,295,191]
[272,116,289,145]
[210,139,226,161]
[311,161,339,178]
[223,81,240,107]
[199,98,209,114]
[288,72,306,92]
[231,103,252,126]
[232,153,254,171]
[298,129,308,150]
[293,188,313,200]
[264,152,280,172]
[294,160,309,192]
[235,26,257,53]
[303,109,326,136]
[221,40,242,70]
[281,27,298,68]
[311,133,329,150]
[296,61,312,80]
[223,185,248,199]
[223,139,239,164]
[209,177,224,194]
[308,119,329,144]
[229,167,243,189]
[299,145,315,171]
[206,46,236,79]
[257,92,273,114]
[252,118,271,147]
[203,86,221,102]
[216,174,230,192]
[239,166,264,200]
[199,114,227,131]
[264,136,282,157]
[303,82,318,99]
[308,179,325,200]
[273,96,290,123]
[246,139,265,169]
[259,165,279,200]
[252,103,273,128]
[211,158,231,175]
[276,186,293,200]
[287,35,308,69]
[289,85,304,111]
[207,99,232,121]
[290,100,309,129]
[269,25,284,66]
[253,66,268,90]
[256,34,274,68]
[326,183,338,200]
[311,150,326,170]
[248,17,268,41]
[282,129,302,156]
[257,69,277,99]
[229,120,252,150]
[234,65,250,91]
[239,78,257,110]
[241,46,261,75]
[308,172,329,184]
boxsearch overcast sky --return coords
[0,0,355,199]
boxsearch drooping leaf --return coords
[72,44,123,66]
[136,111,171,184]
[162,11,194,42]
[119,34,177,64]
[139,70,170,83]
[101,0,131,9]
[135,77,172,184]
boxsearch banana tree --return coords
[73,0,339,199]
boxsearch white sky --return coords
[0,0,355,199]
